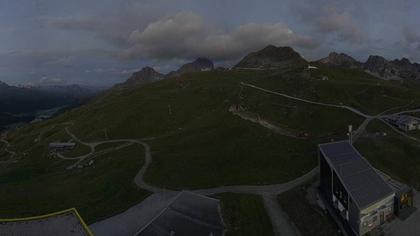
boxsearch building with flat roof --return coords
[385,115,420,132]
[135,191,224,236]
[0,208,92,236]
[319,141,395,236]
[49,142,76,151]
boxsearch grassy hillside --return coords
[278,180,339,236]
[1,66,420,220]
[217,193,274,236]
[0,141,149,223]
[356,120,420,189]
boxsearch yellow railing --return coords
[0,208,93,236]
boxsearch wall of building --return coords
[359,194,394,235]
[319,151,332,199]
[348,198,360,235]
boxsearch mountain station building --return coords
[385,115,420,132]
[318,141,401,235]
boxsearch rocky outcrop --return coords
[317,52,420,80]
[234,45,307,69]
[363,55,400,79]
[363,56,420,80]
[119,67,164,88]
[167,58,214,77]
[317,52,363,69]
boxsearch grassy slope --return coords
[1,66,420,219]
[217,193,274,236]
[356,120,420,189]
[278,180,338,236]
[0,143,149,224]
[62,143,91,157]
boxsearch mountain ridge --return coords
[316,52,420,80]
[234,45,307,69]
[118,58,215,88]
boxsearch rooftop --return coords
[0,208,92,236]
[135,191,224,236]
[319,141,394,209]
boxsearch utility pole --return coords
[348,125,353,143]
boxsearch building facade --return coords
[386,115,420,132]
[319,141,395,235]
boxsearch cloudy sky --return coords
[1,0,419,86]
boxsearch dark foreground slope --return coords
[1,61,420,222]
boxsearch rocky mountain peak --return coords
[392,58,412,67]
[234,45,307,69]
[166,58,214,78]
[178,58,214,73]
[317,52,362,68]
[118,66,164,88]
[365,55,388,65]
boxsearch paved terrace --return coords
[0,208,92,236]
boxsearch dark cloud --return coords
[403,28,420,45]
[44,2,167,47]
[47,11,318,61]
[3,0,420,85]
[119,12,318,60]
[293,3,364,44]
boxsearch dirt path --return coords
[240,82,372,118]
[230,106,304,139]
[240,82,420,145]
[0,137,18,164]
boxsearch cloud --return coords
[26,76,66,87]
[44,3,166,47]
[293,3,364,44]
[119,12,318,60]
[403,28,420,45]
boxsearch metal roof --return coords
[135,191,224,236]
[319,141,394,209]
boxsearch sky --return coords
[0,0,420,86]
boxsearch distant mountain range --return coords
[117,57,214,88]
[316,52,420,80]
[0,81,100,131]
[118,45,420,90]
[0,82,98,114]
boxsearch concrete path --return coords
[90,192,178,236]
[263,194,300,236]
[193,168,319,196]
[351,117,373,142]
